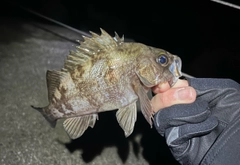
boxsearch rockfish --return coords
[32,29,182,139]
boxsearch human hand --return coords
[151,79,196,112]
[153,78,240,165]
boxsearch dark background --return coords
[3,0,240,82]
[1,0,240,164]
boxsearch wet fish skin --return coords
[32,28,182,139]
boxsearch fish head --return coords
[136,46,182,88]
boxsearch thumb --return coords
[151,86,196,112]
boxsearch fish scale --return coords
[32,28,182,139]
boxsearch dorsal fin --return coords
[113,31,124,44]
[63,28,124,72]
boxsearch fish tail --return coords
[31,105,57,128]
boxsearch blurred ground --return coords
[0,4,178,165]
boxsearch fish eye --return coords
[156,55,168,65]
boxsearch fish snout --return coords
[168,56,182,86]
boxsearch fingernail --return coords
[176,88,191,100]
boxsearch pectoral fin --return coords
[134,84,153,127]
[63,114,98,139]
[116,102,137,137]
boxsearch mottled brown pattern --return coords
[105,69,119,84]
[33,29,182,139]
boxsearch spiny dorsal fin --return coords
[46,70,74,102]
[63,28,124,72]
[113,32,124,44]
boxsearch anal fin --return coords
[63,114,98,139]
[116,102,137,137]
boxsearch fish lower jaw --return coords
[167,78,178,87]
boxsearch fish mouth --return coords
[168,55,182,87]
[168,77,178,87]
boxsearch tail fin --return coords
[31,105,57,128]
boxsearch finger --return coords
[152,80,189,94]
[173,79,189,88]
[151,86,196,112]
[152,82,170,94]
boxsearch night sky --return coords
[2,0,240,82]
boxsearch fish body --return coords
[32,29,182,139]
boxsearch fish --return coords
[32,28,182,139]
